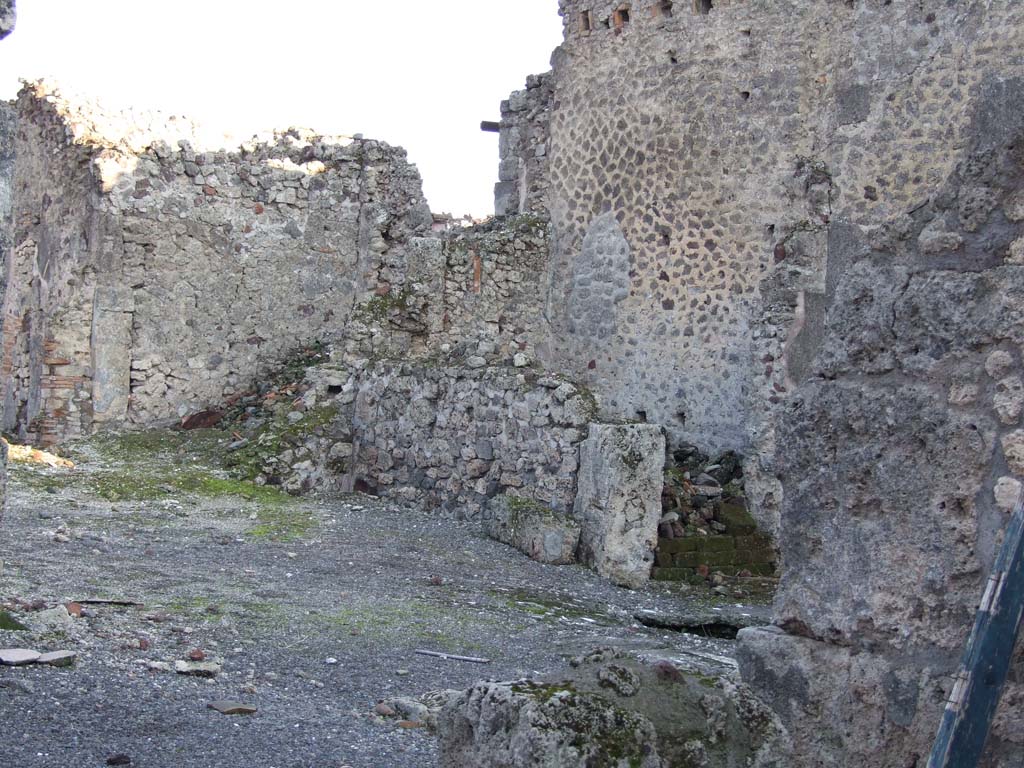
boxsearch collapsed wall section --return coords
[1,81,432,444]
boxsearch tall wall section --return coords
[0,0,13,523]
[504,0,834,461]
[492,1,1024,764]
[1,81,432,444]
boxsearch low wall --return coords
[231,358,598,519]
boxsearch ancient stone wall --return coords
[508,0,823,465]
[494,74,553,217]
[485,1,1024,764]
[1,81,432,444]
[231,357,597,519]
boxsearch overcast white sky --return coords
[0,1,564,217]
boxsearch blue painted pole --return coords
[928,486,1024,768]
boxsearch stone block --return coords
[483,494,580,565]
[437,649,788,767]
[574,423,665,589]
[737,627,946,768]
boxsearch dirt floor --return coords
[0,430,772,768]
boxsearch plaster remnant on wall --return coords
[567,212,631,341]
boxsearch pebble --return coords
[174,660,221,677]
[374,703,396,717]
[395,669,410,677]
[0,648,41,666]
[325,657,339,665]
[106,755,132,766]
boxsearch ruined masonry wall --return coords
[0,0,13,40]
[2,82,432,444]
[484,1,1024,765]
[494,74,553,217]
[527,0,817,461]
[248,361,595,520]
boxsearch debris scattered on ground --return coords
[3,438,75,468]
[414,649,491,664]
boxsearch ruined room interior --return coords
[0,1,1021,766]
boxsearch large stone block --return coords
[483,494,580,565]
[736,626,988,768]
[437,679,660,768]
[437,649,789,768]
[574,423,665,589]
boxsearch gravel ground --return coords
[0,434,770,768]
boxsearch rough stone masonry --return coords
[2,0,1023,765]
[1,80,432,445]
[491,1,1024,765]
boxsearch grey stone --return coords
[36,650,76,667]
[737,627,938,768]
[0,0,13,40]
[437,680,661,768]
[574,424,665,589]
[437,649,789,768]
[483,494,580,565]
[174,660,221,677]
[0,648,40,666]
[32,605,73,632]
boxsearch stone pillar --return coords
[737,75,1024,767]
[574,422,665,589]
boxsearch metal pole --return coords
[928,486,1024,767]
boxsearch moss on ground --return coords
[0,610,28,631]
[317,597,508,652]
[246,506,316,541]
[10,427,295,507]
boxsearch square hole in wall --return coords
[694,0,713,14]
[579,10,592,32]
[658,1,674,17]
[613,7,631,29]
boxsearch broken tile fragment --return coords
[208,700,257,715]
